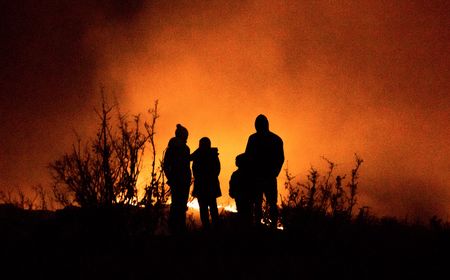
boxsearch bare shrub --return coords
[0,185,50,210]
[49,94,165,209]
[141,100,170,208]
[281,154,365,224]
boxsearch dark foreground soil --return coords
[1,205,449,280]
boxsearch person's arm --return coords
[216,156,221,176]
[274,138,285,177]
[229,173,236,199]
[162,147,173,181]
[244,135,253,154]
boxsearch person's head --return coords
[235,153,246,168]
[255,114,269,132]
[199,137,211,149]
[175,124,188,142]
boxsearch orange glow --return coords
[84,1,450,219]
[2,1,448,220]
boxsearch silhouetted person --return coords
[163,124,191,233]
[245,114,284,228]
[229,153,254,226]
[191,137,221,229]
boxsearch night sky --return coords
[1,0,449,218]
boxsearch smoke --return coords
[0,1,145,187]
[1,0,449,218]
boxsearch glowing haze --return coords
[1,1,449,219]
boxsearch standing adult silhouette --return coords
[245,114,284,228]
[191,137,221,229]
[163,124,191,233]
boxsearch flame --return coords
[187,198,283,230]
[187,198,238,213]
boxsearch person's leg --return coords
[240,198,253,226]
[265,178,278,228]
[235,197,243,217]
[169,202,177,232]
[247,194,255,226]
[209,197,219,225]
[170,183,190,233]
[197,197,210,228]
[169,186,182,233]
[235,198,246,226]
[254,190,263,225]
[179,184,190,230]
[235,198,243,214]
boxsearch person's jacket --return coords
[245,131,284,179]
[163,137,191,187]
[191,147,221,199]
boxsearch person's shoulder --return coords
[169,137,187,148]
[269,131,283,143]
[249,132,258,139]
[247,133,258,142]
[168,137,177,146]
[191,148,200,159]
[211,147,219,156]
[230,169,241,181]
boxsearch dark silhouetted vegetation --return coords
[49,96,168,211]
[280,154,365,231]
[0,184,50,210]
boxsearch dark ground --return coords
[1,204,449,280]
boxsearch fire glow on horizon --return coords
[187,199,238,214]
[187,199,284,230]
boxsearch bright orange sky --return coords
[1,1,449,219]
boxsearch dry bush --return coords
[140,100,170,208]
[49,94,167,210]
[0,185,50,210]
[281,154,365,228]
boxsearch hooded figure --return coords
[191,137,221,228]
[163,124,191,233]
[245,114,284,228]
